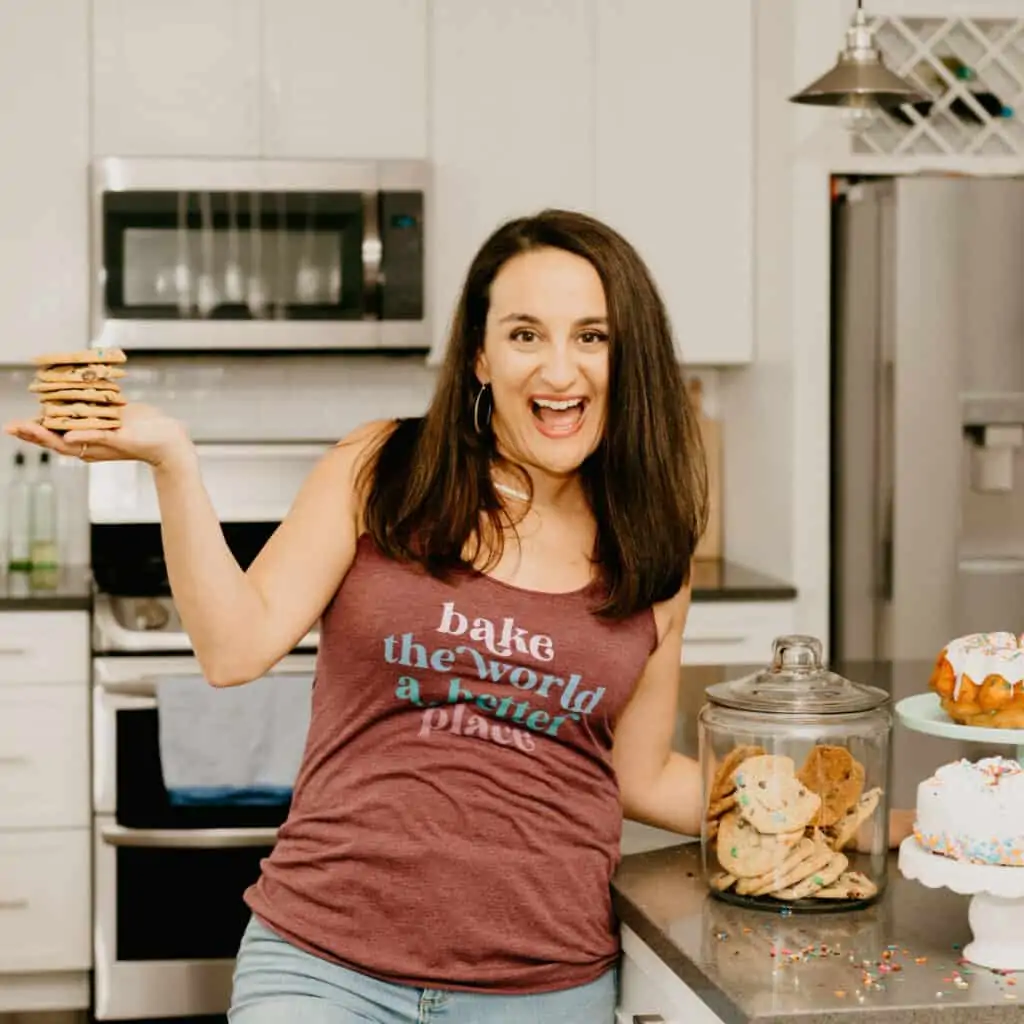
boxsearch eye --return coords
[579,330,608,345]
[510,328,538,343]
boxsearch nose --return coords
[538,338,578,391]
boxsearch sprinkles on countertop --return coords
[707,921,1021,1003]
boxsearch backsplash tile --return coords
[0,355,717,571]
[0,354,438,567]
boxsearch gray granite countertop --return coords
[691,560,796,602]
[613,842,1021,1024]
[0,566,93,610]
[610,658,1024,1024]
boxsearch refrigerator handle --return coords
[878,502,893,601]
[875,332,895,603]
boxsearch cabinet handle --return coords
[633,1016,666,1023]
[0,899,28,911]
[0,756,28,766]
[0,647,26,655]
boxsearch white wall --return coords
[718,1,796,586]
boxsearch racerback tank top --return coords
[245,533,658,993]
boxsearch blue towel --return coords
[155,672,313,807]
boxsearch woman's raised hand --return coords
[4,403,195,470]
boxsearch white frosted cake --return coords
[914,756,1024,867]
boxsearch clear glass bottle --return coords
[698,635,892,912]
[29,451,59,588]
[7,451,31,572]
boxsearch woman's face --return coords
[475,247,609,479]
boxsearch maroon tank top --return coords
[245,533,658,993]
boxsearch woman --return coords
[5,209,905,1023]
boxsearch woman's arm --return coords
[6,406,392,685]
[612,582,702,835]
[612,588,916,848]
[154,420,390,686]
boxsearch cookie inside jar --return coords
[698,635,892,912]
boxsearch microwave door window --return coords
[103,190,366,322]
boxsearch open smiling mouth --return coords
[531,397,588,436]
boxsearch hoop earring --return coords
[473,383,493,435]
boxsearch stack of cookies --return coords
[705,745,882,904]
[29,348,127,432]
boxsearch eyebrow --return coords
[498,313,608,327]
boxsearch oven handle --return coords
[100,824,279,849]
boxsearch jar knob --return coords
[770,635,824,672]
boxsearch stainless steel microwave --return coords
[90,158,428,353]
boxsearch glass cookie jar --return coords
[697,635,892,913]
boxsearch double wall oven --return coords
[89,443,326,1020]
[90,157,429,353]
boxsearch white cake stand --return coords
[895,692,1024,971]
[899,838,1024,971]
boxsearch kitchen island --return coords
[611,659,1023,1023]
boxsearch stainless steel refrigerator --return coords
[831,175,1024,663]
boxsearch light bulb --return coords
[842,104,879,134]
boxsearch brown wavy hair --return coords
[358,208,707,619]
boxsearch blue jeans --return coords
[229,915,618,1023]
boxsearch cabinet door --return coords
[92,0,261,157]
[0,0,88,365]
[427,0,596,363]
[596,1,754,365]
[262,0,427,159]
[0,830,91,972]
[0,686,90,829]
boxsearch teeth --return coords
[533,398,583,410]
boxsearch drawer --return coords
[618,925,725,1023]
[0,829,91,973]
[682,600,795,665]
[0,612,89,686]
[0,686,89,828]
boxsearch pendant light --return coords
[790,0,925,129]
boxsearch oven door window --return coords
[115,842,271,961]
[102,190,365,322]
[117,705,291,830]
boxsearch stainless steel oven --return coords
[90,157,428,353]
[91,653,315,1021]
[89,442,326,1020]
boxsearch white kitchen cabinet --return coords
[683,601,796,665]
[0,612,92,1012]
[91,0,262,157]
[0,831,91,975]
[0,0,88,366]
[617,924,726,1023]
[0,687,90,829]
[595,1,755,366]
[0,612,89,686]
[262,0,427,159]
[427,0,596,364]
[93,0,428,161]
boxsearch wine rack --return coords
[852,16,1024,156]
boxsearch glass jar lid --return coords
[703,635,890,715]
